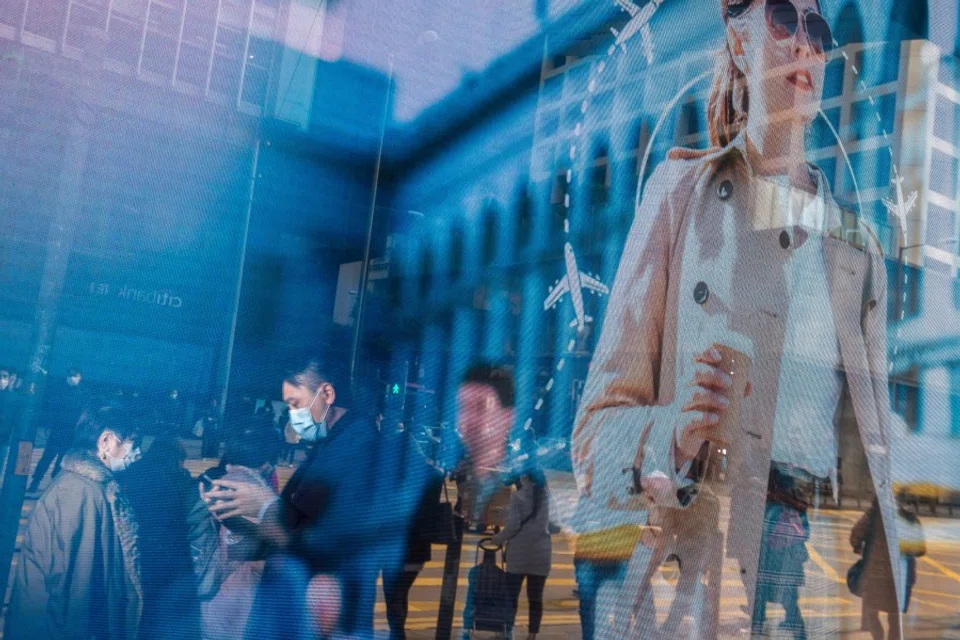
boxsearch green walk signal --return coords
[391,383,401,394]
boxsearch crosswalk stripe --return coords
[382,595,852,614]
[388,577,579,587]
[383,606,871,630]
[805,543,844,584]
[909,597,959,613]
[917,569,952,578]
[913,587,960,601]
[421,562,576,570]
[921,556,960,584]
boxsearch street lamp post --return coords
[220,138,262,418]
[349,55,394,388]
[349,29,438,388]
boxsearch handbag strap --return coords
[441,477,452,505]
[862,505,878,566]
[501,487,543,544]
[440,477,459,542]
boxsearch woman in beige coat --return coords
[850,497,925,640]
[572,0,902,637]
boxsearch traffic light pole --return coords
[0,31,102,598]
[435,511,464,640]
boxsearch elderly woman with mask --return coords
[5,405,142,640]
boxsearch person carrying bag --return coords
[491,471,552,640]
[849,496,925,640]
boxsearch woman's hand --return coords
[204,475,277,522]
[674,346,737,464]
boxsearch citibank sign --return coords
[88,282,184,309]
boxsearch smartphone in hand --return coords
[199,473,215,493]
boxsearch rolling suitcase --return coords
[463,538,512,639]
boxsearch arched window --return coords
[449,225,465,281]
[834,2,865,47]
[886,0,929,43]
[675,95,702,146]
[514,180,534,251]
[419,247,434,301]
[550,163,572,209]
[834,2,866,98]
[549,163,572,245]
[481,206,499,266]
[589,143,611,209]
[633,120,652,178]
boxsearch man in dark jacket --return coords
[205,360,405,639]
[198,396,224,458]
[28,367,86,492]
[158,388,185,436]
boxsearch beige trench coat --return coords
[571,134,902,638]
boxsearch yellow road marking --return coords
[421,561,576,570]
[921,556,960,584]
[913,587,960,601]
[386,609,871,630]
[388,595,849,613]
[916,570,947,578]
[910,597,960,613]
[397,577,580,587]
[806,543,844,583]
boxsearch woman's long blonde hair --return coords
[707,0,751,148]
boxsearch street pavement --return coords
[4,440,960,638]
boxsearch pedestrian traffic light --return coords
[391,383,401,395]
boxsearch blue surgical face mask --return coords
[288,388,330,442]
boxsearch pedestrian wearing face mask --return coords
[28,366,87,492]
[203,360,392,639]
[5,405,143,640]
[0,367,23,475]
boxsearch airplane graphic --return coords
[882,168,917,239]
[611,0,662,63]
[544,242,609,333]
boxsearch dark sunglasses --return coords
[727,0,834,59]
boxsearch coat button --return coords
[693,281,709,305]
[779,230,791,249]
[717,180,733,200]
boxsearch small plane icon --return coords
[611,0,662,63]
[882,168,917,237]
[544,242,609,333]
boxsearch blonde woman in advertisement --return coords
[572,0,903,637]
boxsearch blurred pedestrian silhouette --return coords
[851,496,926,640]
[196,396,224,458]
[122,434,222,640]
[28,366,86,492]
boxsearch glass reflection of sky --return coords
[329,0,583,122]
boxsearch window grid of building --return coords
[0,0,280,112]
